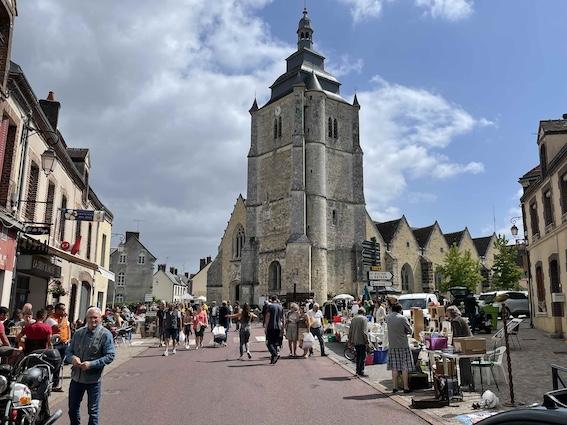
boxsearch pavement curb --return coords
[324,350,446,425]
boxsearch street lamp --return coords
[40,148,57,176]
[510,216,535,329]
[510,216,522,238]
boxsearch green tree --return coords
[491,235,523,290]
[435,246,483,292]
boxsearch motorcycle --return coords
[0,345,63,425]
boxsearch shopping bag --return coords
[212,326,225,337]
[302,332,315,349]
[179,331,186,343]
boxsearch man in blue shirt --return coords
[66,307,115,425]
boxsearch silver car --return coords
[478,290,530,317]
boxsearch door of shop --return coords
[15,276,30,309]
[78,281,91,321]
[68,284,77,323]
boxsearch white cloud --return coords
[336,0,474,22]
[415,0,474,21]
[13,0,289,272]
[357,76,490,217]
[326,55,364,78]
[336,0,386,22]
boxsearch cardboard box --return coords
[435,359,456,376]
[452,337,486,354]
[411,308,424,340]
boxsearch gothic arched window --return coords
[274,119,278,139]
[233,225,245,259]
[278,116,282,138]
[328,117,333,137]
[268,261,281,291]
[333,119,338,139]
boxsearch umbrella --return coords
[182,294,193,301]
[333,293,354,301]
[197,295,207,302]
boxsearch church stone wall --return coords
[388,218,421,293]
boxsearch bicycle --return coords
[344,343,356,362]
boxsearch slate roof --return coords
[444,230,465,247]
[375,218,402,244]
[412,224,435,248]
[473,236,493,257]
[520,164,540,181]
[540,119,567,134]
[66,148,89,160]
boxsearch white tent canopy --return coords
[197,295,207,302]
[333,293,354,301]
[182,293,193,301]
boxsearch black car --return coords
[477,389,567,425]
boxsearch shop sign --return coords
[63,209,105,222]
[0,234,16,271]
[17,255,61,278]
[24,225,50,236]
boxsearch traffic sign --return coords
[144,294,153,302]
[370,280,393,287]
[369,271,393,281]
[370,265,382,271]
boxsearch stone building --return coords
[189,257,212,299]
[206,9,499,304]
[208,9,366,304]
[109,231,156,304]
[519,113,567,337]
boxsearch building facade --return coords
[109,231,156,304]
[208,9,366,304]
[153,265,188,303]
[519,113,567,337]
[0,61,114,321]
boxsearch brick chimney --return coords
[184,272,189,279]
[125,231,140,242]
[174,268,178,275]
[206,256,212,264]
[39,91,61,131]
[199,258,206,270]
[169,266,175,274]
[157,264,166,272]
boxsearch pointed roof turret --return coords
[306,70,322,91]
[297,8,313,50]
[353,93,360,108]
[249,97,258,114]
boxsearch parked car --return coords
[477,290,530,317]
[398,293,438,321]
[477,388,567,424]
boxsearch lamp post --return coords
[510,216,534,328]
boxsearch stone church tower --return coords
[237,9,367,303]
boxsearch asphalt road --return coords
[54,326,428,425]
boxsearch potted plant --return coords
[48,280,67,299]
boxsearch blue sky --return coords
[12,0,567,272]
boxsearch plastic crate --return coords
[373,349,388,364]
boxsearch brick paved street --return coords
[52,326,429,425]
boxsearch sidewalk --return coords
[50,335,156,407]
[321,320,567,425]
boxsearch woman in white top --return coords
[285,303,300,357]
[373,302,386,324]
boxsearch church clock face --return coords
[274,106,281,116]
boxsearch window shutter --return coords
[0,118,10,179]
[24,162,39,222]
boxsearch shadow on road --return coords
[320,376,353,382]
[343,393,389,401]
[227,363,270,368]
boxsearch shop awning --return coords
[47,246,98,271]
[98,266,115,281]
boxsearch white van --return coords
[397,293,439,321]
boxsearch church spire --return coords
[297,8,313,50]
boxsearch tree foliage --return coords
[435,246,483,292]
[491,235,523,290]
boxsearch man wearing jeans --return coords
[307,303,327,357]
[348,308,368,377]
[264,296,284,364]
[66,307,115,425]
